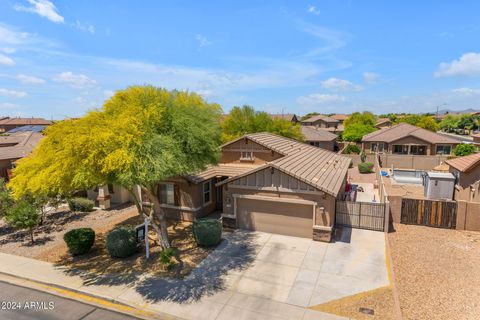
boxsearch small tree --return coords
[5,200,40,244]
[0,179,14,217]
[453,143,476,157]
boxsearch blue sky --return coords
[1,1,480,119]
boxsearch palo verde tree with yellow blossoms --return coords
[9,86,222,248]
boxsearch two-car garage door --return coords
[236,196,314,238]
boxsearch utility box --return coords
[423,172,455,200]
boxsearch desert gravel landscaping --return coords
[388,223,480,320]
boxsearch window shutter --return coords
[174,184,180,206]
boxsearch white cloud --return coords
[434,52,480,77]
[321,77,361,91]
[0,88,27,98]
[103,90,114,98]
[363,72,380,84]
[307,5,320,15]
[53,71,96,89]
[75,20,95,34]
[299,23,347,58]
[452,87,480,95]
[297,93,345,106]
[16,74,46,84]
[195,34,211,48]
[14,0,64,23]
[0,25,30,45]
[0,102,20,109]
[0,54,15,66]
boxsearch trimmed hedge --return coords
[358,162,374,174]
[106,227,137,258]
[64,228,95,255]
[68,197,94,212]
[193,218,222,247]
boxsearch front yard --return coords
[0,205,213,278]
[388,223,480,320]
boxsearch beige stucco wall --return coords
[364,138,457,156]
[378,154,450,170]
[450,166,480,203]
[456,201,480,231]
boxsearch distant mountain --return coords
[435,108,480,115]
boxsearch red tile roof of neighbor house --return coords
[446,153,480,173]
[215,132,351,196]
[301,126,337,142]
[0,117,53,126]
[301,115,339,123]
[362,122,459,144]
[0,131,43,160]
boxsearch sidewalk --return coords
[0,230,355,320]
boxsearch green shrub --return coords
[193,218,222,247]
[453,143,476,157]
[63,228,95,255]
[159,247,178,270]
[68,197,94,212]
[6,200,40,244]
[106,227,137,258]
[358,162,374,174]
[360,151,366,163]
[343,144,361,154]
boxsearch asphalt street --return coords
[0,281,140,320]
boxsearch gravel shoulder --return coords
[388,223,480,320]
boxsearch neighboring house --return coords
[301,126,338,151]
[375,118,392,129]
[446,153,480,203]
[0,130,43,180]
[301,115,344,135]
[362,123,459,155]
[158,133,351,241]
[0,117,53,133]
[471,133,480,144]
[269,113,299,123]
[330,114,349,123]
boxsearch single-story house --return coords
[446,153,480,203]
[301,126,338,151]
[301,115,344,136]
[0,130,43,180]
[375,118,392,129]
[0,117,52,133]
[157,133,351,241]
[330,114,349,123]
[362,123,459,155]
[269,113,299,124]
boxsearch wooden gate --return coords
[401,198,457,229]
[335,201,387,231]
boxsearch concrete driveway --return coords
[139,227,389,320]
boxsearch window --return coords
[436,145,452,155]
[393,145,408,154]
[159,183,175,205]
[240,151,254,161]
[108,184,115,194]
[410,145,426,155]
[203,181,211,205]
[371,143,385,153]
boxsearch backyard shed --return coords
[423,172,455,200]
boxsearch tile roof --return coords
[445,153,480,172]
[0,117,52,126]
[301,115,339,123]
[0,131,43,160]
[7,125,47,133]
[331,114,349,121]
[362,123,459,144]
[217,132,351,196]
[185,164,257,183]
[301,126,337,142]
[375,118,391,126]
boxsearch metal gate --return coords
[335,201,387,231]
[401,198,457,229]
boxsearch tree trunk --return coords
[142,187,170,249]
[30,228,34,244]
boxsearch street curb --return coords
[0,272,180,320]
